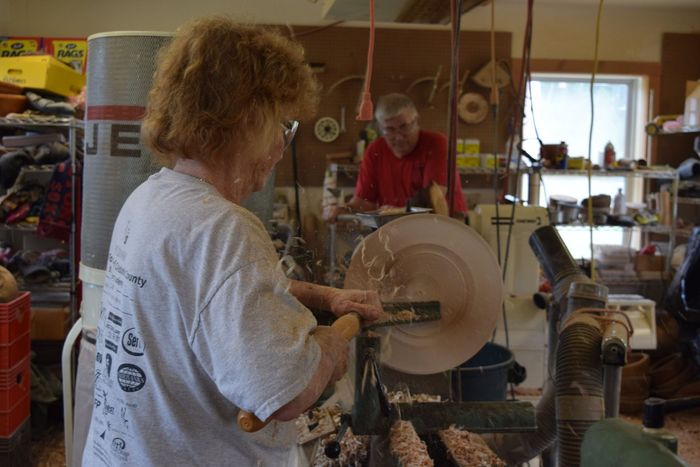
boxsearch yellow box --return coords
[45,38,88,74]
[0,55,85,96]
[464,138,480,155]
[481,153,495,168]
[460,154,480,167]
[0,37,42,57]
[457,154,481,168]
[567,157,588,170]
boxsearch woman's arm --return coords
[288,280,381,321]
[270,326,347,421]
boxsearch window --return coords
[522,73,648,260]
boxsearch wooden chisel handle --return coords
[237,313,361,432]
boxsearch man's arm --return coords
[322,196,378,222]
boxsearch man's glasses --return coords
[380,118,417,136]
[282,120,299,149]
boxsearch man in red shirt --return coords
[323,93,466,221]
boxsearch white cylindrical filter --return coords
[82,32,172,273]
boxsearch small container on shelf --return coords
[604,141,616,168]
[613,188,627,215]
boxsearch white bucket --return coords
[79,262,105,331]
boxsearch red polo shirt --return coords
[355,130,466,214]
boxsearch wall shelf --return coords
[678,197,700,206]
[555,224,674,235]
[541,167,677,180]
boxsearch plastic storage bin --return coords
[0,417,30,467]
[0,356,30,412]
[0,392,29,437]
[0,293,31,370]
[0,292,31,344]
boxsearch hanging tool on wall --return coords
[356,0,375,121]
[324,74,364,140]
[406,65,443,108]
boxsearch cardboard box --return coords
[31,306,70,341]
[0,55,85,97]
[44,38,87,74]
[634,255,666,272]
[0,37,43,58]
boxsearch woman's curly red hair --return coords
[142,17,319,167]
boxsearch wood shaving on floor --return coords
[389,420,434,467]
[438,424,505,467]
[310,429,369,467]
[387,391,442,404]
[296,405,343,444]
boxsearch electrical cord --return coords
[446,0,462,217]
[356,0,375,121]
[291,138,303,237]
[586,0,606,281]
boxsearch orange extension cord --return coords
[356,0,375,121]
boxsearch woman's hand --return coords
[328,288,382,323]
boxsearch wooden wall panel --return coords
[275,25,512,186]
[658,33,700,168]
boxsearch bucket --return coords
[452,342,514,401]
[78,263,106,331]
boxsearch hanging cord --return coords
[290,138,303,237]
[490,0,502,268]
[587,0,605,281]
[356,0,375,121]
[501,0,534,300]
[487,0,504,343]
[446,0,462,217]
[502,0,534,191]
[503,0,535,400]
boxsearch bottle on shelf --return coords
[613,188,627,215]
[604,141,616,168]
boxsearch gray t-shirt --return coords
[82,168,321,466]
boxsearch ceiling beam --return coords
[395,0,491,24]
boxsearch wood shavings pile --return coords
[388,391,442,404]
[296,406,338,445]
[310,429,369,467]
[389,420,434,467]
[438,425,505,467]
[377,207,408,215]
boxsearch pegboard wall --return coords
[276,25,513,186]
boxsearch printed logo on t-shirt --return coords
[111,437,126,451]
[108,312,123,327]
[105,339,118,354]
[117,364,147,392]
[110,436,130,462]
[122,328,145,356]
